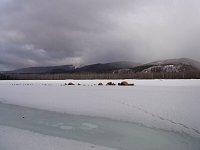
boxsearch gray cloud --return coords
[0,0,200,70]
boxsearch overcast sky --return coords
[0,0,200,70]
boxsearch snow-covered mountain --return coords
[131,58,200,73]
[5,58,200,74]
[148,58,200,69]
[142,64,196,73]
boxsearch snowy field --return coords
[0,79,200,150]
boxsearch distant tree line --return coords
[2,71,200,80]
[0,73,14,80]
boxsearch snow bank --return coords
[0,126,115,150]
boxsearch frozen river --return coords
[0,102,200,150]
[0,79,200,149]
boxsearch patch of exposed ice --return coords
[0,126,116,150]
[82,123,98,130]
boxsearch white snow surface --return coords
[0,126,115,150]
[0,79,200,137]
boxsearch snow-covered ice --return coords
[0,79,200,149]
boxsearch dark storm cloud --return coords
[0,0,200,70]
